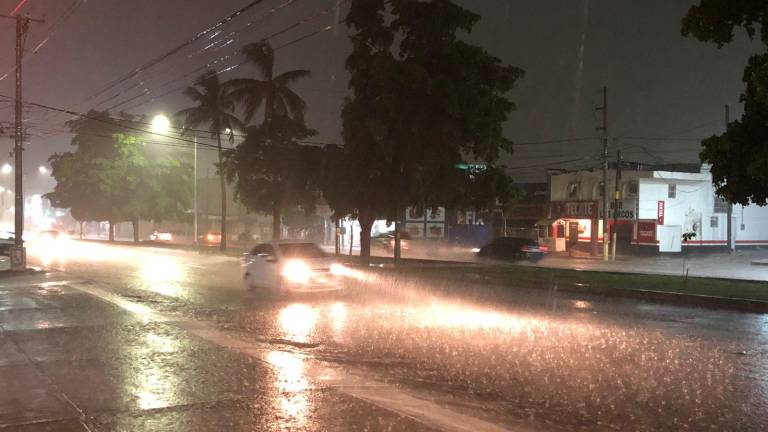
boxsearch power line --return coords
[77,0,270,108]
[512,137,598,147]
[89,0,309,112]
[0,0,86,82]
[107,0,348,114]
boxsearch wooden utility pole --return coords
[596,87,609,260]
[0,12,44,270]
[611,150,621,260]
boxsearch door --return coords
[616,224,633,253]
[568,222,579,246]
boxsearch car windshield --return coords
[278,243,326,259]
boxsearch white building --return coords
[543,163,768,253]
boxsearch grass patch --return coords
[386,262,768,303]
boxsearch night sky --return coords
[0,0,758,195]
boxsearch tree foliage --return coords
[330,0,523,260]
[223,116,319,240]
[45,112,192,240]
[177,71,244,249]
[226,42,311,123]
[683,1,768,205]
[222,42,315,240]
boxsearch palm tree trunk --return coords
[217,133,228,251]
[108,220,115,242]
[272,201,281,241]
[264,84,274,123]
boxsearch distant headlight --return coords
[282,259,312,284]
[471,247,481,253]
[330,263,347,276]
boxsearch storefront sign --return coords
[657,201,665,225]
[637,221,656,243]
[599,199,638,221]
[549,201,597,219]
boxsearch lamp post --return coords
[151,114,197,246]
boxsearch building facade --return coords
[544,164,768,253]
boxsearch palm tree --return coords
[228,41,311,124]
[226,42,312,241]
[176,70,243,251]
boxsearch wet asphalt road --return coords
[2,240,767,431]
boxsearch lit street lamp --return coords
[38,166,48,175]
[1,163,12,174]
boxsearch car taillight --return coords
[539,245,549,252]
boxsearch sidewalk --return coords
[529,249,768,282]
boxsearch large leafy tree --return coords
[682,1,768,205]
[223,116,319,240]
[227,42,311,123]
[46,113,191,241]
[332,0,522,261]
[176,71,244,249]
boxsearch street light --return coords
[1,163,11,174]
[152,113,198,246]
[38,166,48,175]
[151,114,171,134]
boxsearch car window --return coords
[250,244,275,256]
[278,243,326,259]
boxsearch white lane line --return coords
[65,281,531,432]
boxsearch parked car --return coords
[241,241,347,293]
[477,237,549,262]
[0,231,15,256]
[200,231,222,245]
[149,230,173,242]
[372,231,412,252]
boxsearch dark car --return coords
[372,231,412,252]
[477,237,548,262]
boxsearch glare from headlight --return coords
[282,259,312,284]
[330,263,347,276]
[471,247,481,253]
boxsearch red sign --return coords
[657,201,665,225]
[637,221,657,244]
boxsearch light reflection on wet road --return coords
[23,241,768,430]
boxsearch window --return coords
[710,216,718,228]
[250,244,275,256]
[713,196,728,213]
[278,242,327,259]
[668,183,676,199]
[568,182,579,198]
[626,181,638,197]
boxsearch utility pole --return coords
[611,150,621,260]
[0,12,44,270]
[596,87,609,260]
[725,104,734,252]
[193,135,198,246]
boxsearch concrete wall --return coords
[550,169,649,202]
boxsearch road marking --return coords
[64,280,531,432]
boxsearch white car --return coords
[242,241,348,293]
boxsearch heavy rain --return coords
[1,1,768,431]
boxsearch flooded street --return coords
[2,240,766,430]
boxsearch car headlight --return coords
[282,260,312,284]
[330,263,347,276]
